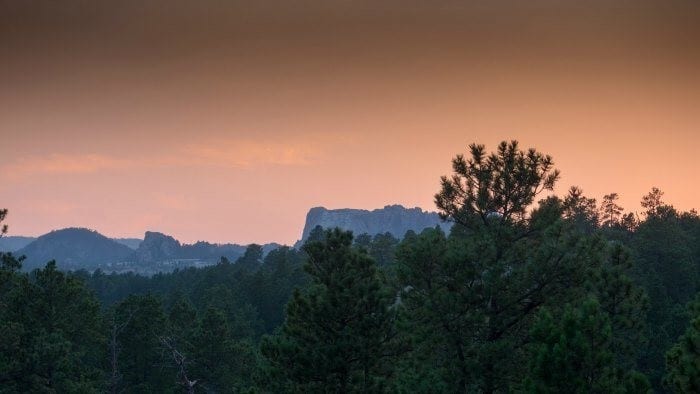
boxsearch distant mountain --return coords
[17,228,134,271]
[132,231,182,263]
[13,227,281,273]
[299,204,451,244]
[131,231,281,264]
[112,238,142,250]
[0,236,36,252]
[12,204,442,272]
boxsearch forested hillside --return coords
[2,141,699,393]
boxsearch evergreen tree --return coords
[236,244,264,272]
[260,228,406,392]
[191,307,256,391]
[525,299,649,393]
[258,246,307,332]
[641,187,665,218]
[601,193,624,228]
[563,186,599,233]
[368,232,399,268]
[354,233,373,250]
[168,295,198,339]
[0,260,105,392]
[590,243,649,369]
[115,294,172,393]
[306,225,327,243]
[0,208,7,236]
[399,141,599,392]
[665,295,700,393]
[632,204,697,387]
[435,140,559,228]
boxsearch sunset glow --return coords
[2,1,698,244]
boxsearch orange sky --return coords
[1,1,699,244]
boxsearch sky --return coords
[1,0,699,245]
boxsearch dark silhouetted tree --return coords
[563,186,599,233]
[435,140,559,228]
[400,142,601,393]
[525,299,649,393]
[665,295,700,393]
[236,244,263,272]
[641,187,665,218]
[260,228,406,392]
[601,193,624,228]
[115,294,171,392]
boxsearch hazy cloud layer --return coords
[1,136,338,178]
[1,1,698,243]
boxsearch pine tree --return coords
[0,259,105,392]
[601,193,624,228]
[435,140,559,228]
[168,296,198,339]
[368,232,399,267]
[633,205,697,387]
[398,141,599,392]
[236,244,264,272]
[525,299,649,393]
[191,307,256,391]
[590,243,649,369]
[115,294,172,393]
[260,228,406,392]
[641,187,665,218]
[563,186,599,233]
[665,295,700,393]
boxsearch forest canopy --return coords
[1,141,699,393]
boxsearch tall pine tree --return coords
[260,228,406,392]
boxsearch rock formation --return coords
[299,204,451,243]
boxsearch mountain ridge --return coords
[14,228,281,273]
[10,204,449,272]
[0,236,36,252]
[17,228,134,271]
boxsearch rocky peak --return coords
[133,231,181,263]
[299,205,451,243]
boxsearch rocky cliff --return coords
[131,231,281,264]
[131,231,181,263]
[299,204,451,243]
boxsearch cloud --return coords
[178,139,317,168]
[1,135,335,179]
[1,153,132,178]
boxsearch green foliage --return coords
[189,307,257,391]
[260,229,406,392]
[631,202,699,387]
[641,187,665,218]
[236,244,264,272]
[665,295,700,393]
[367,232,399,268]
[0,208,7,236]
[590,243,649,369]
[600,193,624,228]
[525,299,650,394]
[113,294,172,393]
[168,295,198,338]
[563,186,599,233]
[0,260,105,393]
[395,213,603,392]
[3,145,700,393]
[525,299,615,393]
[398,142,596,392]
[435,140,559,228]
